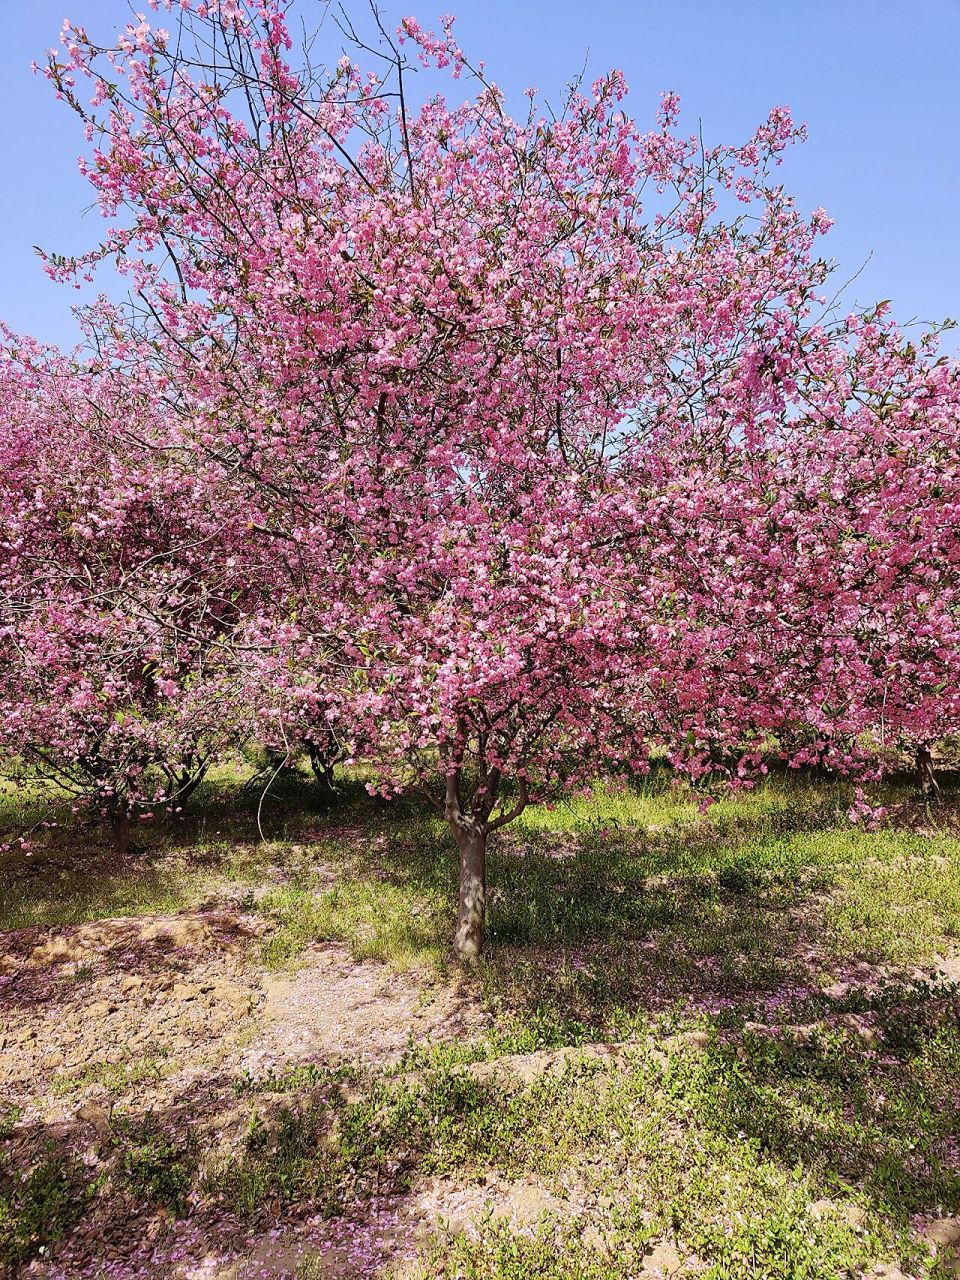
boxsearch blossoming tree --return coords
[28,0,960,952]
[0,335,269,850]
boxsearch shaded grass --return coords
[209,1000,959,1278]
[0,1145,98,1274]
[4,764,960,1276]
[221,769,960,1009]
[0,842,267,933]
[112,1116,197,1218]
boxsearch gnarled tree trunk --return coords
[307,741,338,790]
[166,756,209,806]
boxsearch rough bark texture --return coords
[108,808,131,856]
[453,825,487,964]
[916,743,941,800]
[442,754,527,963]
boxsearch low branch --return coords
[485,777,529,833]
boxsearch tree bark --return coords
[171,759,208,805]
[108,807,131,855]
[916,743,941,800]
[308,742,337,790]
[453,824,487,964]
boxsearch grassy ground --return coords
[2,766,960,1278]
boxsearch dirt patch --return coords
[22,913,235,967]
[244,943,487,1075]
[0,908,266,1100]
[0,897,494,1279]
[409,1171,571,1236]
[452,1041,634,1086]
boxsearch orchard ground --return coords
[2,767,960,1280]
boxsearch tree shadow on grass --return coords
[695,980,960,1227]
[4,770,960,1275]
[0,770,417,943]
[457,780,960,1038]
[4,980,960,1278]
[478,828,838,1029]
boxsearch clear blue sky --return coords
[1,0,958,351]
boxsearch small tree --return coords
[0,340,260,849]
[636,302,960,795]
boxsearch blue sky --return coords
[1,0,958,351]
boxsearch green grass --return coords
[50,1052,171,1100]
[112,1116,197,1218]
[3,763,960,1276]
[0,1146,98,1273]
[254,877,450,970]
[212,1013,956,1277]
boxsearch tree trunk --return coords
[173,762,208,805]
[308,743,337,791]
[916,743,941,800]
[108,807,131,856]
[453,825,487,964]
